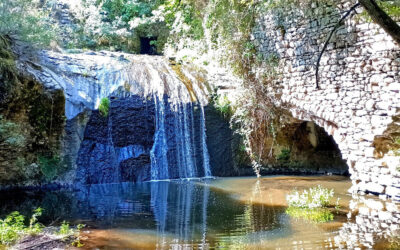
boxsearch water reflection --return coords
[2,177,399,248]
[335,195,400,249]
[0,180,287,248]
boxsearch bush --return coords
[0,208,43,246]
[57,221,73,236]
[0,0,58,47]
[287,185,334,209]
[286,186,336,223]
[99,97,110,117]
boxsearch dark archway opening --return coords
[290,121,348,175]
[140,37,157,55]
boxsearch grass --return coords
[286,207,334,223]
[0,208,85,248]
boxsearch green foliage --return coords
[63,0,167,53]
[206,0,260,76]
[277,148,291,162]
[285,186,336,223]
[71,224,85,247]
[0,0,58,47]
[393,137,400,157]
[58,221,73,236]
[286,206,334,223]
[359,1,400,22]
[0,208,43,246]
[381,1,400,18]
[27,208,44,235]
[0,212,25,246]
[213,94,232,119]
[102,0,163,22]
[163,0,204,41]
[99,97,110,117]
[38,155,61,181]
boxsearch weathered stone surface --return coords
[75,95,155,184]
[248,0,400,197]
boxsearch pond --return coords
[1,176,398,249]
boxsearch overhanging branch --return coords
[315,3,361,89]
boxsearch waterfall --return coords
[36,51,213,183]
[150,95,169,180]
[200,106,212,177]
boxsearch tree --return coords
[316,0,400,88]
[359,0,400,45]
[0,0,58,47]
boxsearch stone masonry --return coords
[251,1,400,198]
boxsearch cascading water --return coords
[200,105,212,177]
[34,51,213,183]
[150,95,169,180]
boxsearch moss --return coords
[38,155,61,181]
[0,115,26,148]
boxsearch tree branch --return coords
[315,3,361,89]
[359,0,400,45]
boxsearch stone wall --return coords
[251,1,400,198]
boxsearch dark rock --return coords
[75,95,155,184]
[120,155,151,182]
[205,105,249,176]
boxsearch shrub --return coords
[58,221,73,236]
[99,97,110,117]
[27,208,44,235]
[287,185,334,209]
[286,186,336,223]
[0,208,43,246]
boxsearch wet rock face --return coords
[0,58,65,186]
[205,105,251,176]
[75,95,155,184]
[75,94,227,184]
[20,50,219,184]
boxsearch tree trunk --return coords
[358,0,400,45]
